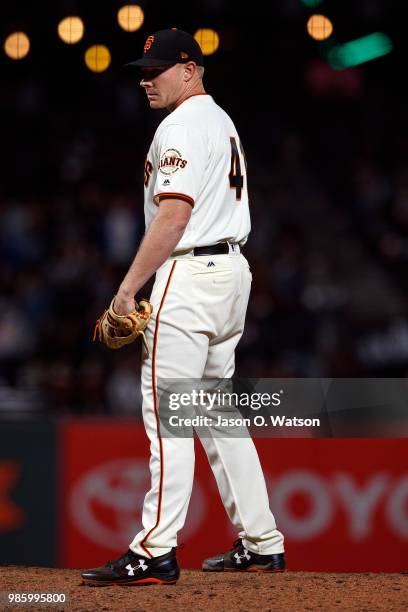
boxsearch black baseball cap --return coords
[126,28,204,67]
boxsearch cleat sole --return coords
[204,566,285,573]
[82,575,178,587]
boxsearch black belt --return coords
[193,243,239,256]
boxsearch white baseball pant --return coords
[130,247,284,557]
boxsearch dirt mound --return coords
[0,567,407,611]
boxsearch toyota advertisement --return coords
[58,421,408,572]
[1,419,406,571]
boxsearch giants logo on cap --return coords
[144,35,155,53]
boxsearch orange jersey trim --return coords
[140,260,177,558]
[153,192,194,207]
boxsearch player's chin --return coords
[147,97,163,109]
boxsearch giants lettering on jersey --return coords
[159,148,188,175]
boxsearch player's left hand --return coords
[93,295,153,354]
[113,294,136,316]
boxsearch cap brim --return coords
[124,58,177,67]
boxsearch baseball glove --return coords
[93,296,153,354]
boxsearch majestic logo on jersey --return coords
[159,148,188,175]
[163,179,171,185]
[144,36,155,53]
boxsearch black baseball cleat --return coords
[202,539,286,573]
[81,548,180,586]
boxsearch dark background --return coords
[1,0,408,417]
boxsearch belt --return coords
[193,243,239,256]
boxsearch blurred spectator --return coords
[103,195,143,265]
[0,297,36,359]
[107,356,143,416]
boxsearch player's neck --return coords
[167,83,207,112]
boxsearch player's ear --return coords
[183,62,196,81]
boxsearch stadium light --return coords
[307,15,333,41]
[4,32,30,60]
[58,17,84,44]
[327,33,393,70]
[85,45,111,72]
[117,5,144,32]
[194,29,219,56]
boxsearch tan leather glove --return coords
[93,296,153,354]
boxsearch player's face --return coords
[140,64,185,109]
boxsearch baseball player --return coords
[82,28,285,586]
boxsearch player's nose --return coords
[140,77,153,87]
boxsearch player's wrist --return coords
[117,286,135,301]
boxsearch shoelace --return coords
[107,550,136,568]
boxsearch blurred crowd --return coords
[1,121,408,418]
[1,5,408,417]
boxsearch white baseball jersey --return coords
[143,94,251,250]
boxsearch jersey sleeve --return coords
[152,123,206,208]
